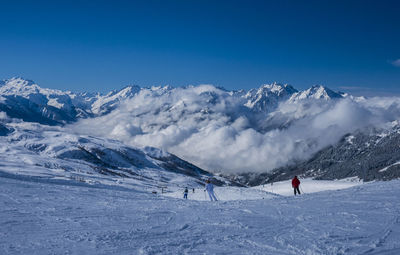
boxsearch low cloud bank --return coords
[69,85,400,174]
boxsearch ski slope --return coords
[163,186,279,201]
[254,177,364,197]
[1,174,400,255]
[163,177,363,201]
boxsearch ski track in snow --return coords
[1,176,400,255]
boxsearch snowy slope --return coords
[163,186,279,201]
[1,173,399,254]
[163,178,363,201]
[0,121,226,194]
[253,177,363,196]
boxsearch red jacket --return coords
[292,177,300,188]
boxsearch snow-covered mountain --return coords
[0,78,141,125]
[0,121,236,192]
[2,77,400,183]
[0,78,82,125]
[288,85,343,102]
[90,85,141,115]
[0,78,343,126]
[244,82,298,112]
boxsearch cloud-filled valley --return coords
[67,83,400,174]
[2,77,400,175]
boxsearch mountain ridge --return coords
[0,77,345,125]
[2,77,399,184]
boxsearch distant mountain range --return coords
[1,77,399,185]
[243,83,344,112]
[0,77,344,125]
[0,78,142,125]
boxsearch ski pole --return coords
[300,185,305,194]
[204,190,207,200]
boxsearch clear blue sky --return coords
[0,0,399,95]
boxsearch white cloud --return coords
[68,86,400,174]
[391,59,400,67]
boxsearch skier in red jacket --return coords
[292,176,301,195]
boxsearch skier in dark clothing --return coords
[292,176,301,195]
[183,187,188,199]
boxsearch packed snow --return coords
[1,174,400,254]
[163,186,279,201]
[163,178,363,200]
[254,178,364,197]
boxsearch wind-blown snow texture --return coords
[1,175,399,254]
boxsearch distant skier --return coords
[292,176,301,195]
[183,187,188,199]
[205,179,218,201]
[193,188,195,193]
